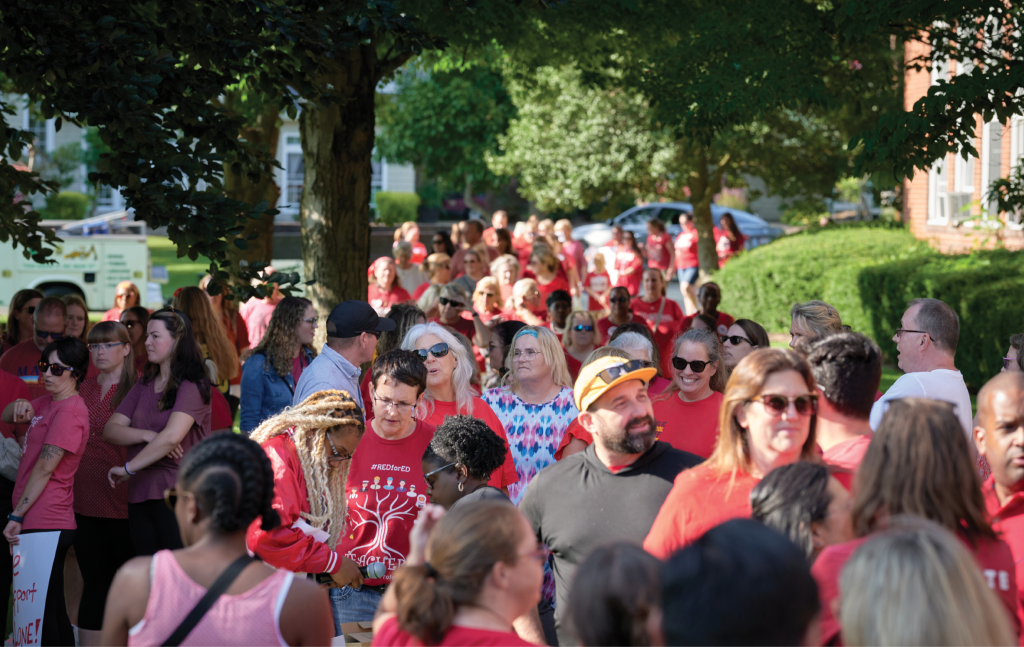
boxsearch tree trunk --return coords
[299,45,378,337]
[464,173,486,216]
[687,146,728,276]
[224,100,281,271]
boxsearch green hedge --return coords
[41,191,91,220]
[374,191,421,227]
[716,224,1024,390]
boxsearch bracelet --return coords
[7,513,23,524]
[124,461,136,476]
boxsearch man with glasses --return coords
[518,357,702,644]
[869,298,973,436]
[336,350,429,624]
[1,297,68,398]
[292,301,395,416]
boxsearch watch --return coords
[7,513,23,524]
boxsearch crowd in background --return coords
[0,207,1023,646]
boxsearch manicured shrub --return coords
[374,191,421,226]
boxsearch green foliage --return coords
[41,191,90,220]
[374,191,421,226]
[716,226,1024,390]
[716,191,748,211]
[835,176,864,204]
[36,143,84,190]
[416,180,444,209]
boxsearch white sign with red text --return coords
[12,532,59,646]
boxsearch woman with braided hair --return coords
[101,433,334,646]
[245,390,367,633]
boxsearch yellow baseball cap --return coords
[574,357,658,412]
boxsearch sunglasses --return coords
[438,297,465,309]
[721,335,755,346]
[37,360,74,377]
[589,359,650,388]
[574,325,595,332]
[424,462,457,479]
[35,329,64,340]
[672,358,710,372]
[609,297,629,304]
[749,394,819,416]
[416,342,450,360]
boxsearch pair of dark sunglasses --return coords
[416,342,450,360]
[672,358,710,373]
[574,325,594,332]
[609,297,629,304]
[36,329,64,341]
[721,335,755,346]
[749,394,819,416]
[590,359,650,387]
[438,297,465,308]
[37,360,74,377]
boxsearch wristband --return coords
[7,513,23,524]
[124,461,136,476]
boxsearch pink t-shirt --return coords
[14,395,89,530]
[114,380,212,503]
[240,299,278,349]
[0,338,46,399]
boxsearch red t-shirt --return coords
[373,616,534,646]
[674,228,700,270]
[716,230,747,266]
[613,249,643,296]
[368,284,412,316]
[554,418,592,461]
[101,307,123,323]
[75,378,129,519]
[583,271,611,311]
[596,314,643,342]
[422,399,518,490]
[412,281,431,302]
[536,275,570,301]
[652,391,723,459]
[649,376,671,396]
[984,476,1024,638]
[680,311,735,337]
[631,297,685,376]
[211,388,232,431]
[563,349,582,382]
[14,395,89,530]
[813,532,1020,645]
[0,338,47,399]
[0,370,31,442]
[645,232,675,270]
[822,435,872,491]
[644,462,760,559]
[341,420,435,586]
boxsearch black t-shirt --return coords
[519,441,702,645]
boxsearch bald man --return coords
[975,371,1024,628]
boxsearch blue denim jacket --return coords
[239,348,313,434]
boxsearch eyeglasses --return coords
[588,359,649,389]
[574,325,595,332]
[609,297,629,304]
[1005,357,1018,369]
[672,358,710,373]
[513,348,541,360]
[327,433,353,465]
[374,395,417,414]
[37,360,74,376]
[88,341,125,352]
[35,329,64,340]
[301,316,318,325]
[721,335,755,347]
[416,342,450,359]
[438,297,465,309]
[748,394,819,416]
[424,462,456,479]
[895,328,928,338]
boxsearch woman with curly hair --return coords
[421,415,509,510]
[246,390,367,633]
[239,297,318,435]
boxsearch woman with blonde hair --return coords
[63,294,92,342]
[839,516,1016,647]
[482,326,577,505]
[101,281,140,322]
[632,268,685,375]
[246,390,368,631]
[367,257,411,317]
[199,274,249,356]
[414,252,451,319]
[563,310,602,367]
[393,221,427,264]
[645,348,819,558]
[401,324,516,490]
[652,328,729,459]
[503,278,547,326]
[789,300,844,348]
[173,286,240,396]
[473,277,503,323]
[490,254,521,305]
[582,253,611,314]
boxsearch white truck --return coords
[0,211,149,311]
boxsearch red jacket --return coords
[246,432,343,574]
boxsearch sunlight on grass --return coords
[148,235,211,302]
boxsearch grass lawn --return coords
[147,235,212,302]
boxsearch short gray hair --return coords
[393,240,413,260]
[908,298,959,355]
[609,332,654,359]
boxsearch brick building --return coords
[902,40,1024,252]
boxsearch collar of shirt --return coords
[983,475,1024,521]
[321,344,361,380]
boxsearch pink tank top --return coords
[128,550,294,647]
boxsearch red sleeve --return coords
[211,389,232,430]
[810,542,859,645]
[554,419,592,461]
[0,373,31,441]
[476,401,519,489]
[643,472,691,559]
[246,436,343,574]
[235,313,250,353]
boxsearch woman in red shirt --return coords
[432,283,491,351]
[503,279,548,326]
[472,277,504,324]
[528,247,570,301]
[673,213,699,315]
[812,398,1022,645]
[715,212,747,266]
[644,219,675,281]
[631,269,684,375]
[367,257,411,316]
[597,286,642,341]
[583,253,611,313]
[613,231,644,296]
[373,501,541,646]
[651,328,728,458]
[101,281,140,323]
[645,348,819,559]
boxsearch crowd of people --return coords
[1,207,1023,647]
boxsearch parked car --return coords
[572,202,783,250]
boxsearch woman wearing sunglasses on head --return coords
[401,323,519,494]
[119,306,151,375]
[645,348,819,559]
[2,336,91,646]
[102,433,335,646]
[721,319,770,370]
[651,328,729,459]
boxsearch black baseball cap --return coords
[325,300,397,338]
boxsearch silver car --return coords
[572,202,782,250]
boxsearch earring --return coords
[458,482,464,492]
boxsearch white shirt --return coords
[869,369,973,437]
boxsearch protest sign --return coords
[12,532,60,646]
